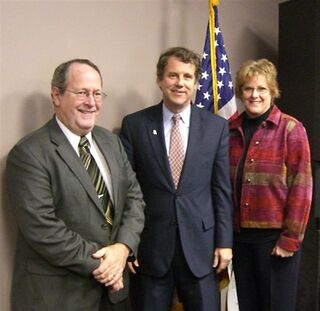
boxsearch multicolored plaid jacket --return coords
[229,105,312,252]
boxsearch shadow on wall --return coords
[1,154,17,311]
[1,155,17,262]
[20,93,53,136]
[111,89,158,134]
[0,93,52,296]
[236,26,278,65]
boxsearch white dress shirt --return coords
[162,104,191,156]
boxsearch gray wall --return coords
[0,1,282,309]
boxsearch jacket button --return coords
[244,202,249,207]
[101,223,109,230]
[246,178,251,183]
[249,158,254,163]
[255,140,260,145]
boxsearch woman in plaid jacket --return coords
[229,59,312,311]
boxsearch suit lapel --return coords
[146,103,173,185]
[48,118,105,216]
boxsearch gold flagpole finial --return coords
[210,0,220,6]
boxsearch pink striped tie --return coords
[169,114,185,189]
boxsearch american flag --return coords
[195,0,237,120]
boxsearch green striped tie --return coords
[79,136,113,226]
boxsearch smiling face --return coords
[157,56,197,113]
[240,74,272,118]
[52,62,103,136]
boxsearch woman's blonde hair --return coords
[235,58,280,99]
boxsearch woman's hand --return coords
[271,246,294,257]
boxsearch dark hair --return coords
[51,59,102,93]
[156,47,201,81]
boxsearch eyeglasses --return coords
[242,86,269,95]
[65,89,107,101]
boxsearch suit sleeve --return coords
[6,143,100,277]
[212,121,233,248]
[113,134,145,257]
[119,116,135,169]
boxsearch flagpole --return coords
[208,0,218,113]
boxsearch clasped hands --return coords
[92,243,130,293]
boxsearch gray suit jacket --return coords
[6,117,145,311]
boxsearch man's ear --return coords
[51,87,61,107]
[156,78,162,90]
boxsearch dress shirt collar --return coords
[55,116,93,155]
[162,103,191,127]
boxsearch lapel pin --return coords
[152,129,157,135]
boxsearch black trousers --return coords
[233,239,301,311]
[99,289,130,311]
[131,236,219,311]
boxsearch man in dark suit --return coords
[6,59,145,311]
[120,47,233,311]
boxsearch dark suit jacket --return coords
[120,103,233,278]
[6,117,145,311]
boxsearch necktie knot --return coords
[172,114,181,125]
[79,136,90,149]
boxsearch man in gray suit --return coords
[6,59,145,311]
